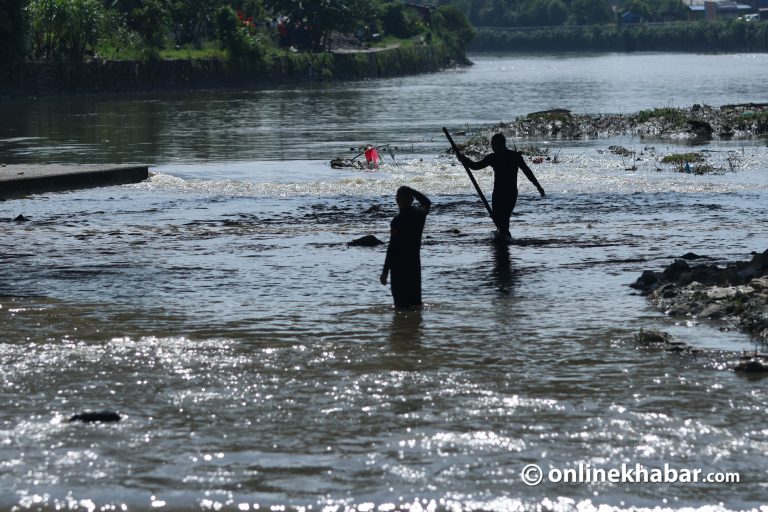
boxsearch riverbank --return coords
[470,20,768,53]
[0,42,467,99]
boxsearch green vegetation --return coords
[527,109,572,123]
[3,0,470,68]
[433,5,475,55]
[27,0,106,61]
[470,20,768,52]
[438,0,689,28]
[660,152,714,174]
[734,110,768,133]
[660,152,704,164]
[637,107,689,126]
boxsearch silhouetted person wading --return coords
[380,186,431,309]
[457,133,545,239]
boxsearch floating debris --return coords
[331,158,364,169]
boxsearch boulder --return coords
[630,270,661,293]
[688,120,714,138]
[748,277,768,292]
[698,304,725,319]
[634,329,673,345]
[662,259,690,280]
[734,359,768,374]
[347,235,384,247]
[69,411,121,423]
[705,287,737,300]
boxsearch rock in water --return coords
[348,235,384,247]
[634,329,673,345]
[13,214,29,222]
[69,411,122,423]
[734,359,768,374]
[662,259,690,280]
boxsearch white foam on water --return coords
[137,146,768,199]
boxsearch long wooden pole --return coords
[442,127,498,228]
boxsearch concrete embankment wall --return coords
[1,44,463,98]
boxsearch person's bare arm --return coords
[458,153,493,171]
[380,226,396,285]
[407,187,431,215]
[519,155,545,197]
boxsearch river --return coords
[1,53,767,511]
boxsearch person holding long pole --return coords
[451,132,545,242]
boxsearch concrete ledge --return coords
[0,164,149,198]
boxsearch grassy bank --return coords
[470,20,768,52]
[0,38,465,99]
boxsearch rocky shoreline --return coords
[631,249,768,341]
[630,250,768,371]
[453,103,768,149]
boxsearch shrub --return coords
[215,5,263,67]
[127,0,171,49]
[29,0,106,60]
[381,2,422,38]
[433,5,474,52]
[95,16,145,60]
[661,152,704,164]
[636,107,688,126]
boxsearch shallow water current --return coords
[1,53,768,511]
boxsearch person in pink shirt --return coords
[364,145,380,169]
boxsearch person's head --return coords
[396,186,413,209]
[491,133,507,153]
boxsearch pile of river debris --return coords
[631,249,768,373]
[462,103,768,142]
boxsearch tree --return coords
[168,0,225,47]
[621,0,652,20]
[381,1,422,38]
[568,0,614,25]
[0,0,27,66]
[433,5,474,51]
[522,0,568,26]
[264,0,377,50]
[28,0,106,60]
[547,0,568,25]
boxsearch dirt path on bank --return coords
[331,43,401,54]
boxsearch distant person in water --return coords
[364,145,380,169]
[457,133,545,239]
[380,186,431,309]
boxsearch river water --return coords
[1,53,767,511]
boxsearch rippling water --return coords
[1,53,768,511]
